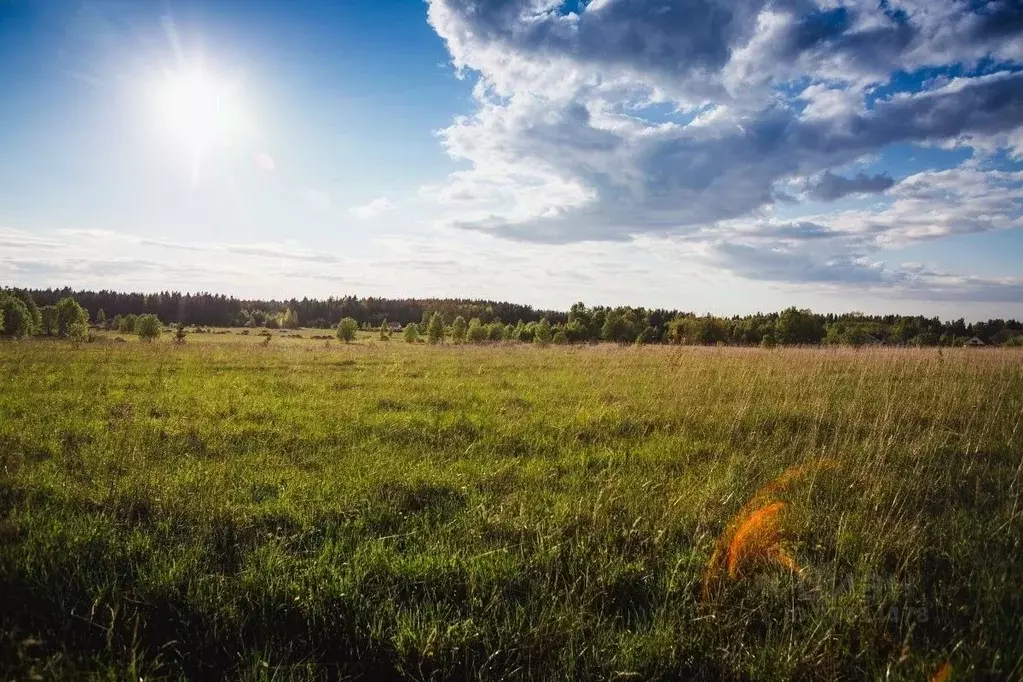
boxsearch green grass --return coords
[1,334,1022,680]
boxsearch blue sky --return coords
[2,0,1022,319]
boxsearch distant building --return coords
[966,336,985,347]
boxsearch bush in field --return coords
[760,333,778,349]
[379,318,391,341]
[427,313,445,344]
[135,314,162,341]
[467,317,487,344]
[533,318,552,346]
[487,322,504,342]
[450,316,467,343]
[174,323,187,344]
[552,329,568,345]
[0,293,32,339]
[55,298,89,338]
[118,313,138,333]
[336,317,358,343]
[69,320,91,343]
[402,322,419,343]
[95,309,107,328]
[502,323,515,341]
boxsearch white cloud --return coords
[349,197,396,219]
[421,0,1023,302]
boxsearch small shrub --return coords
[68,320,91,343]
[135,314,162,341]
[336,317,358,343]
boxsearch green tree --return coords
[487,322,504,342]
[96,308,107,328]
[450,315,468,343]
[136,314,162,341]
[427,312,445,344]
[11,290,41,334]
[533,318,552,346]
[40,305,57,336]
[502,323,515,341]
[467,317,487,344]
[692,316,727,345]
[336,317,359,343]
[279,308,300,329]
[0,293,32,338]
[379,318,391,341]
[564,319,588,343]
[119,313,138,333]
[402,322,420,343]
[776,307,823,345]
[174,323,187,344]
[635,325,656,345]
[55,298,89,338]
[601,311,637,344]
[552,329,568,345]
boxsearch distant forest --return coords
[12,287,1023,347]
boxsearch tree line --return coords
[24,288,565,329]
[373,306,1023,348]
[5,287,1022,347]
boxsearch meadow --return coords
[1,331,1021,680]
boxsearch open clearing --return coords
[1,335,1021,680]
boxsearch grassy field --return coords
[1,332,1021,680]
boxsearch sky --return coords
[1,0,1022,319]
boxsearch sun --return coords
[151,64,244,181]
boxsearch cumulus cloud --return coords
[349,197,396,219]
[423,0,1023,301]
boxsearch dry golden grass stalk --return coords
[701,460,835,600]
[929,661,952,682]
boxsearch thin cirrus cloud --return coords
[423,0,1023,301]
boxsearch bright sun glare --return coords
[152,64,245,181]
